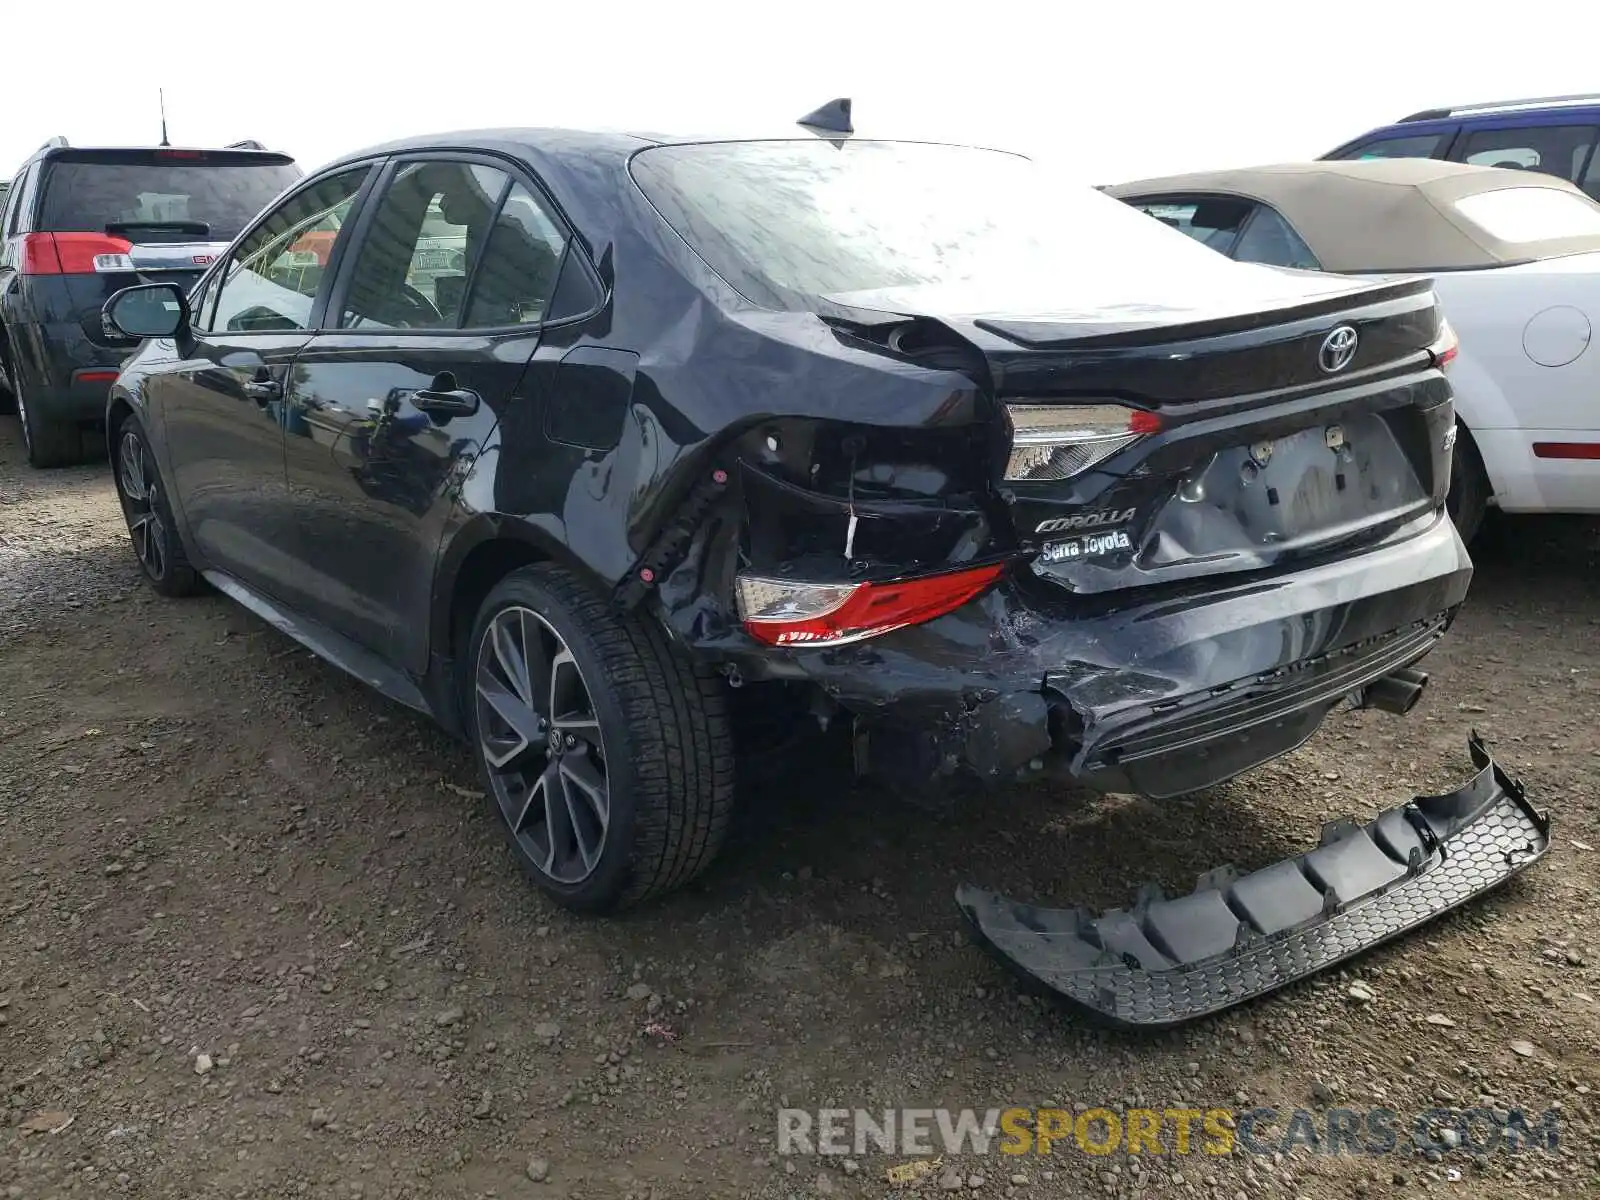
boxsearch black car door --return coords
[148,165,377,600]
[280,155,576,674]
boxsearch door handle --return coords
[243,378,281,404]
[412,387,480,419]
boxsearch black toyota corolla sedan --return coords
[102,117,1478,929]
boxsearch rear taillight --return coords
[1428,318,1459,372]
[735,562,1007,647]
[1004,402,1162,482]
[19,234,62,274]
[18,232,135,275]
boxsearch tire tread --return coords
[479,565,735,910]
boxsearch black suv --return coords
[92,121,1550,1025]
[0,138,299,465]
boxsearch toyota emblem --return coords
[1318,325,1359,374]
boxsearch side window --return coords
[1331,132,1449,161]
[3,165,35,238]
[1457,124,1599,185]
[1232,205,1321,271]
[463,183,570,327]
[1582,151,1600,202]
[339,161,510,330]
[4,164,34,236]
[1130,197,1252,254]
[210,167,369,335]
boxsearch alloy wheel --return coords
[117,430,167,580]
[475,605,611,884]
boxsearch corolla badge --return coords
[1318,325,1359,374]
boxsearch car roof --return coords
[1107,158,1600,272]
[314,125,900,174]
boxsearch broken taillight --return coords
[1428,318,1459,371]
[1004,402,1161,482]
[735,562,1007,647]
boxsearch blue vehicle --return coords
[1322,93,1600,200]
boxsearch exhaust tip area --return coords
[1357,667,1430,715]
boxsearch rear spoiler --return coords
[43,146,296,166]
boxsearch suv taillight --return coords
[734,562,1007,647]
[19,232,135,276]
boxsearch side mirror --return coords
[103,283,189,339]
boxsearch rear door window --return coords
[1454,124,1599,187]
[462,184,570,327]
[1330,132,1451,161]
[37,155,300,240]
[338,160,512,330]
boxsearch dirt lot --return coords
[1,415,1597,1200]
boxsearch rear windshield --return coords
[38,157,300,239]
[630,139,1251,311]
[1454,186,1600,244]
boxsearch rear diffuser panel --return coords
[957,735,1549,1028]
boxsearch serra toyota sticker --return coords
[1040,527,1133,564]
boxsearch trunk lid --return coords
[824,273,1453,594]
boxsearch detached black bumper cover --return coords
[957,735,1548,1028]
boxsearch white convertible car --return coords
[1106,159,1600,540]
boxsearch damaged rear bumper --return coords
[957,735,1549,1028]
[759,512,1471,797]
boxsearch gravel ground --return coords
[1,413,1597,1200]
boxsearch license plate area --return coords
[1141,412,1428,565]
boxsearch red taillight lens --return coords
[1004,402,1162,482]
[1429,319,1459,372]
[736,562,1008,647]
[19,233,62,275]
[21,232,136,275]
[55,233,135,275]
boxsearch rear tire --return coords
[0,330,16,415]
[1446,422,1489,545]
[15,369,89,468]
[465,564,736,912]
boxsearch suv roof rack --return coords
[225,139,267,151]
[35,135,69,155]
[1400,93,1600,122]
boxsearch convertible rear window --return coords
[630,139,1245,311]
[1454,186,1600,244]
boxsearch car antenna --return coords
[158,88,171,147]
[797,98,853,140]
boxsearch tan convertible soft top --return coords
[1105,158,1600,272]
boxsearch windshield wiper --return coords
[105,220,213,238]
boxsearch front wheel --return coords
[112,412,201,596]
[465,565,736,912]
